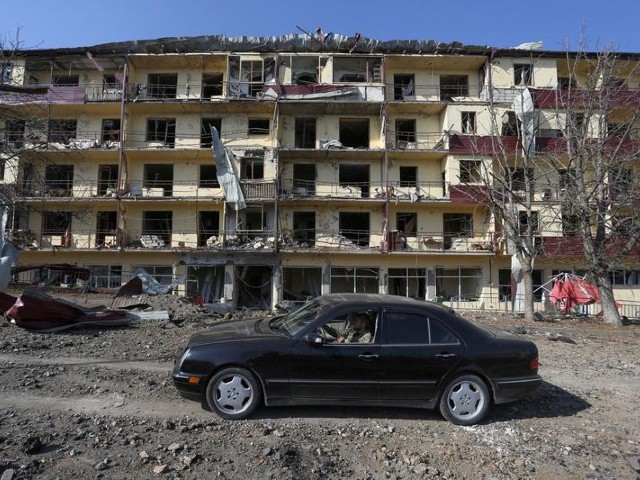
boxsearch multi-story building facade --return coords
[1,35,638,312]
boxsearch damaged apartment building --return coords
[1,34,639,310]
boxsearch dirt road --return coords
[0,300,639,479]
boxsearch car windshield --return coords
[270,297,328,336]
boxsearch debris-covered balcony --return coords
[389,129,448,151]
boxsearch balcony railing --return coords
[281,179,449,201]
[14,226,498,254]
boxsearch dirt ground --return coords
[0,288,639,479]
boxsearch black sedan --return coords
[172,293,541,425]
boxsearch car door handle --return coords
[435,353,457,359]
[358,354,379,360]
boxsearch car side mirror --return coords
[305,333,324,346]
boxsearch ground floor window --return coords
[610,270,640,286]
[186,265,225,301]
[499,268,544,301]
[331,267,379,293]
[283,267,322,301]
[435,267,482,301]
[87,265,122,289]
[388,268,426,299]
[133,265,173,285]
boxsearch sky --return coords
[2,0,640,52]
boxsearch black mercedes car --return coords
[172,293,541,425]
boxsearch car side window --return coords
[384,312,429,344]
[316,310,376,344]
[384,312,460,345]
[429,318,460,344]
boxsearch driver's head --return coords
[351,313,371,332]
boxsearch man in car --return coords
[337,313,372,344]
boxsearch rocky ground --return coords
[0,288,639,479]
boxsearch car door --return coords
[379,308,464,404]
[287,309,381,402]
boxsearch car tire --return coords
[205,367,261,420]
[439,374,490,426]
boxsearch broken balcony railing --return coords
[281,179,448,201]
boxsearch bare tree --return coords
[458,47,640,324]
[540,48,640,325]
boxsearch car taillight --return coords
[529,357,539,371]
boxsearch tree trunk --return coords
[597,275,622,326]
[522,269,535,321]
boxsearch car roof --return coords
[319,293,453,314]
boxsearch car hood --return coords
[187,318,279,347]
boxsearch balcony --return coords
[532,87,640,110]
[280,179,449,201]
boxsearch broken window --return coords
[96,211,117,246]
[393,74,415,100]
[443,213,473,249]
[461,111,476,134]
[514,64,532,86]
[330,267,379,294]
[101,119,120,142]
[333,56,382,83]
[1,63,12,84]
[97,165,118,195]
[388,268,426,299]
[339,163,370,197]
[147,73,178,99]
[339,118,369,148]
[237,207,266,233]
[45,164,73,195]
[198,211,220,246]
[519,210,539,235]
[396,212,417,236]
[435,267,482,301]
[399,166,418,187]
[199,165,219,188]
[53,74,79,86]
[240,60,264,97]
[48,119,77,143]
[202,73,223,98]
[501,111,519,136]
[146,118,176,147]
[609,168,632,201]
[293,163,316,195]
[292,211,316,245]
[339,212,370,247]
[3,119,25,148]
[499,268,544,301]
[200,118,222,148]
[289,55,325,84]
[42,211,71,235]
[558,168,576,198]
[558,76,576,90]
[143,164,173,196]
[133,265,173,285]
[142,211,172,245]
[510,167,533,195]
[243,156,264,180]
[562,211,580,236]
[395,119,416,148]
[459,160,482,183]
[295,118,316,148]
[236,266,272,310]
[103,74,118,89]
[440,75,469,100]
[283,267,322,301]
[248,118,270,136]
[88,265,122,289]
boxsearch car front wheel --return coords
[205,367,261,420]
[439,374,490,426]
